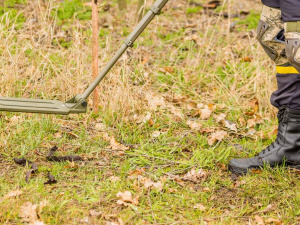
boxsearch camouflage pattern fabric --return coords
[258,5,288,65]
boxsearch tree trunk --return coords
[92,0,99,113]
[136,0,145,22]
[118,0,127,10]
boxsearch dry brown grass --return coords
[0,0,277,120]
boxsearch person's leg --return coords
[228,3,300,175]
[261,0,280,9]
[280,0,300,22]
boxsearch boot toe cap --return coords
[228,157,262,175]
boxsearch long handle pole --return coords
[92,0,99,112]
[81,0,169,100]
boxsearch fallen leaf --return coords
[95,122,106,131]
[251,169,262,174]
[187,120,202,131]
[208,131,227,146]
[182,168,207,183]
[254,215,265,225]
[109,136,129,151]
[128,169,143,179]
[224,120,237,132]
[214,113,226,123]
[194,203,206,211]
[116,191,139,206]
[246,99,259,116]
[135,112,152,124]
[241,56,252,62]
[197,103,204,109]
[167,188,177,193]
[187,102,197,110]
[201,127,215,133]
[163,66,174,73]
[234,179,246,188]
[64,161,78,169]
[200,108,212,120]
[54,132,62,138]
[203,187,211,192]
[20,202,45,225]
[102,132,110,142]
[168,105,183,119]
[145,93,165,110]
[140,177,163,191]
[89,210,103,218]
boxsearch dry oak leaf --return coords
[182,168,207,183]
[116,191,139,206]
[224,120,238,132]
[187,120,202,131]
[208,131,227,146]
[20,202,45,225]
[109,136,129,151]
[200,108,212,120]
[140,177,164,191]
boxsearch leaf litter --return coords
[116,191,139,206]
[19,200,48,225]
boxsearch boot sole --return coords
[229,163,300,175]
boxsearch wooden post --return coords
[92,0,99,113]
[118,0,127,10]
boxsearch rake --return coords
[0,0,168,115]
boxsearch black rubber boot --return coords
[229,106,300,175]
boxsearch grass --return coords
[0,0,299,224]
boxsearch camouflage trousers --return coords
[259,2,300,109]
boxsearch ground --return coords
[0,0,300,224]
